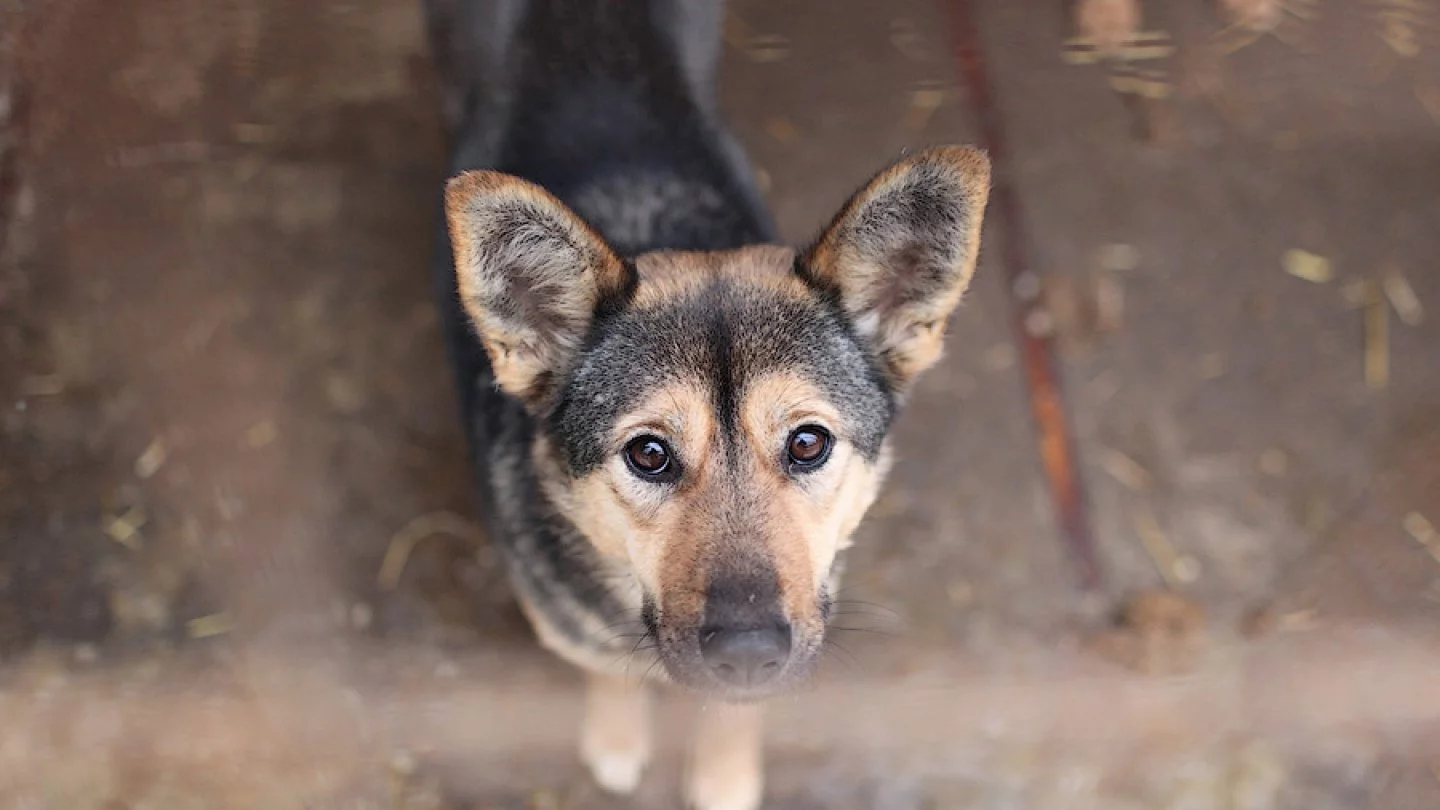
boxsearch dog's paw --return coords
[579,676,652,795]
[581,738,650,795]
[684,766,762,810]
[686,702,765,810]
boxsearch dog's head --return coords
[445,147,990,700]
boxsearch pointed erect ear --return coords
[444,171,633,405]
[802,146,992,392]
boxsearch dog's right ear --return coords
[444,171,632,405]
[802,146,991,394]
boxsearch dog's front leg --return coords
[685,701,764,810]
[579,674,653,794]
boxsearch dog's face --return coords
[445,147,990,700]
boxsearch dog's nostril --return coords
[700,624,791,688]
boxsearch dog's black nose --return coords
[700,624,791,687]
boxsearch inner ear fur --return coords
[444,170,632,405]
[802,145,992,390]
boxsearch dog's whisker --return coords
[830,605,892,612]
[597,616,649,632]
[597,626,649,640]
[827,610,902,633]
[829,592,889,603]
[826,624,900,638]
[625,632,657,652]
[594,614,653,649]
[598,634,648,651]
[829,597,900,617]
[820,637,862,674]
[627,629,656,653]
[640,654,666,683]
[610,634,659,671]
[825,609,900,625]
[825,623,894,638]
[825,620,902,637]
[596,629,650,648]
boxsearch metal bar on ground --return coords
[944,0,1105,592]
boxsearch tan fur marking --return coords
[546,380,719,603]
[628,381,717,607]
[736,373,886,625]
[656,460,721,628]
[834,445,891,543]
[631,245,806,309]
[735,373,826,623]
[532,433,642,562]
[563,475,649,560]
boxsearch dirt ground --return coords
[2,0,1439,807]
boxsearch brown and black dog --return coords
[424,1,990,807]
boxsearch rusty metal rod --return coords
[944,0,1104,591]
[0,17,28,265]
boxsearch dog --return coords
[424,1,991,807]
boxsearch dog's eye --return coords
[624,435,675,480]
[786,425,832,470]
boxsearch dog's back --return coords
[428,0,773,253]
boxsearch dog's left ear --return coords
[802,146,991,392]
[444,171,633,406]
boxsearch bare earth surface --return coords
[1,0,1439,807]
